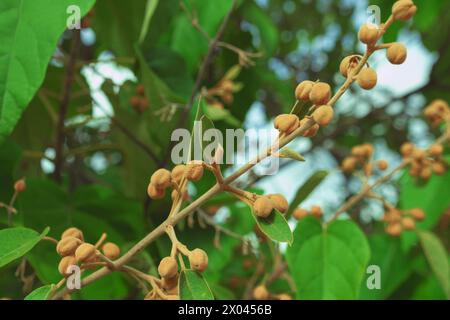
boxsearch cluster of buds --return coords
[423,100,450,127]
[147,162,204,200]
[252,284,291,300]
[56,227,120,276]
[252,194,289,218]
[341,143,388,176]
[130,84,149,113]
[292,205,323,220]
[145,248,208,300]
[204,65,243,109]
[382,208,425,237]
[400,142,447,180]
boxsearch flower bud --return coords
[358,24,379,45]
[253,196,274,218]
[392,0,417,21]
[268,194,289,213]
[75,243,97,263]
[420,166,432,180]
[188,248,208,272]
[186,162,204,181]
[401,217,416,230]
[377,160,389,171]
[58,256,77,277]
[150,168,172,189]
[340,55,358,78]
[253,285,269,300]
[432,162,446,175]
[428,144,443,158]
[293,208,309,220]
[101,242,120,260]
[387,43,407,65]
[309,82,331,105]
[136,84,145,95]
[14,179,26,193]
[413,149,426,161]
[351,145,366,158]
[342,157,357,173]
[400,142,414,157]
[295,80,314,101]
[130,96,141,108]
[61,227,84,241]
[56,236,82,257]
[158,256,178,279]
[277,293,292,300]
[357,68,377,90]
[312,105,334,126]
[274,114,300,135]
[311,205,323,218]
[386,222,402,236]
[361,144,374,157]
[171,165,186,184]
[161,274,179,290]
[409,208,425,220]
[147,183,165,199]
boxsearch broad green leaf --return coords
[399,170,450,250]
[0,227,49,268]
[417,230,450,299]
[251,208,293,244]
[278,147,305,162]
[179,270,214,300]
[286,170,328,217]
[24,284,54,300]
[359,234,413,299]
[0,0,95,144]
[286,217,370,299]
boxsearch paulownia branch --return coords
[51,13,412,299]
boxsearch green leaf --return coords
[24,284,54,300]
[399,170,450,250]
[286,170,328,217]
[0,0,95,144]
[417,230,450,299]
[359,234,413,299]
[138,0,159,44]
[251,208,293,244]
[278,147,305,162]
[0,227,49,268]
[179,270,214,300]
[286,217,370,299]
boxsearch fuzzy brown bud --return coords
[342,157,358,173]
[58,256,77,277]
[358,24,379,45]
[340,55,358,78]
[309,82,331,105]
[274,114,300,134]
[392,0,417,21]
[61,227,84,241]
[189,248,208,272]
[295,80,315,101]
[386,222,402,237]
[387,43,407,65]
[186,162,204,181]
[253,196,274,218]
[310,205,323,218]
[377,160,389,171]
[253,285,269,300]
[409,208,425,220]
[14,179,26,193]
[75,243,97,263]
[171,165,186,184]
[357,68,377,90]
[147,183,165,199]
[428,144,443,158]
[150,168,172,189]
[268,194,289,213]
[312,105,334,126]
[56,236,82,257]
[158,257,178,279]
[102,242,120,260]
[400,142,414,157]
[401,217,416,230]
[293,208,309,220]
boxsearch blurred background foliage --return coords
[1,0,449,300]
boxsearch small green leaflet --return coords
[24,284,55,300]
[179,270,214,300]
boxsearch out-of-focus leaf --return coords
[417,230,450,298]
[0,0,95,143]
[278,147,305,162]
[286,217,370,299]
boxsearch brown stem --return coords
[53,30,80,183]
